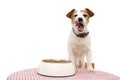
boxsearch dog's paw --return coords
[87,66,94,72]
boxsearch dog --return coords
[66,8,94,71]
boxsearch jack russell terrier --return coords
[66,8,94,71]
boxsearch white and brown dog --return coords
[66,8,94,71]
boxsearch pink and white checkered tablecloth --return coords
[7,68,120,80]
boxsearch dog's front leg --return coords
[69,52,76,66]
[80,55,85,69]
[86,51,93,71]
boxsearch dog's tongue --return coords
[76,22,84,31]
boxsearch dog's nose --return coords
[78,18,83,22]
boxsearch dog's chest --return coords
[68,33,90,57]
[74,37,88,45]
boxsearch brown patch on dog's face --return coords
[81,8,94,17]
[80,8,94,22]
[66,9,77,24]
[66,9,76,19]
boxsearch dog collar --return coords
[72,28,89,38]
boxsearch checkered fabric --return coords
[7,68,120,80]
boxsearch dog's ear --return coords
[66,9,75,18]
[85,8,94,17]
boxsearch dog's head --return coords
[66,8,94,33]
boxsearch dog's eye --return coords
[74,14,78,17]
[83,14,88,17]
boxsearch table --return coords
[7,68,120,80]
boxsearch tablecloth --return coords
[7,68,120,80]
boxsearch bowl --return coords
[38,59,75,77]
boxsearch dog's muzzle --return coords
[75,17,84,32]
[75,21,84,32]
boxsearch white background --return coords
[0,0,120,80]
